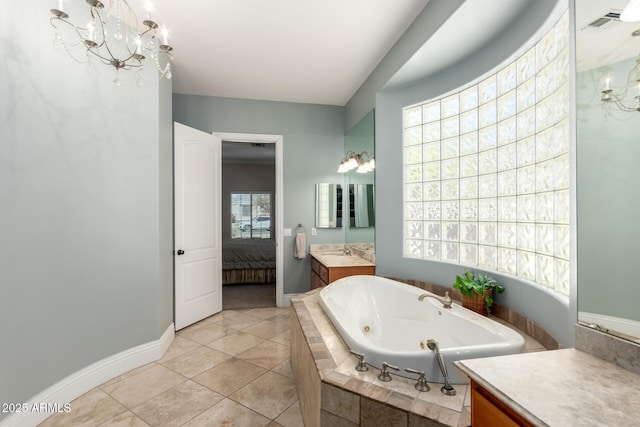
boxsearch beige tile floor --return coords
[39,307,303,427]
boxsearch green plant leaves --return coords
[451,270,504,313]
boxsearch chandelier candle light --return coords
[601,63,640,112]
[50,0,174,86]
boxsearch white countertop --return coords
[454,348,640,426]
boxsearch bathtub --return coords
[318,275,525,384]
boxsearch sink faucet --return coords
[343,246,351,256]
[418,292,452,309]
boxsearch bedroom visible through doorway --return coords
[220,135,280,310]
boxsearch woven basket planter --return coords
[461,289,492,316]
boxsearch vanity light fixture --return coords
[337,151,375,173]
[50,0,174,86]
[601,54,640,113]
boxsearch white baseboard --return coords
[0,323,175,427]
[579,312,640,341]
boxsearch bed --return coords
[222,238,276,285]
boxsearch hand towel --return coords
[294,232,306,259]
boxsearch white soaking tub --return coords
[318,275,525,384]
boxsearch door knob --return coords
[177,249,185,255]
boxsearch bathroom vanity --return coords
[310,254,375,288]
[455,349,640,426]
[309,244,375,289]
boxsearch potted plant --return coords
[452,271,505,316]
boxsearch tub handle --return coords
[378,362,400,382]
[405,368,430,392]
[349,350,368,372]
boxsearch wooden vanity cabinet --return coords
[310,255,375,289]
[470,380,533,427]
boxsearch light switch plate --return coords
[311,227,317,236]
[283,228,292,237]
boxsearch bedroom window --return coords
[231,192,272,239]
[402,11,570,295]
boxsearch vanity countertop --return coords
[309,251,375,268]
[454,348,640,426]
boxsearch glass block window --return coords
[403,11,570,295]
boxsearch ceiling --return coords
[384,0,533,90]
[576,0,640,71]
[144,1,640,107]
[150,0,429,106]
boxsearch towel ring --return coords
[296,223,306,233]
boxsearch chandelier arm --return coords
[91,7,122,66]
[626,59,640,85]
[608,96,638,112]
[50,16,90,45]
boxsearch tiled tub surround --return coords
[455,349,640,426]
[290,289,545,426]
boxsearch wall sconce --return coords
[337,151,375,173]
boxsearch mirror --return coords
[576,0,640,343]
[344,110,375,247]
[349,184,375,228]
[315,183,342,228]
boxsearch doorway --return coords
[215,132,285,308]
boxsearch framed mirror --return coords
[576,0,640,343]
[315,183,342,228]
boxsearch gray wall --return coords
[0,1,173,416]
[222,163,276,240]
[173,95,345,294]
[577,58,640,322]
[371,0,575,346]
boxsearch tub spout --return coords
[418,292,452,309]
[426,339,456,396]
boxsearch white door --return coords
[174,122,222,330]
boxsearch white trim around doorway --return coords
[213,132,285,307]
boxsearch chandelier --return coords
[601,54,640,113]
[50,0,173,86]
[337,151,375,174]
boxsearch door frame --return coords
[214,131,285,307]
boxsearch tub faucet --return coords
[427,339,456,396]
[418,292,452,309]
[405,368,430,392]
[349,350,368,372]
[377,362,399,382]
